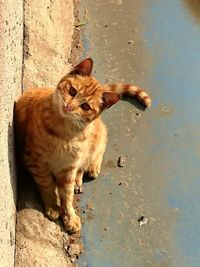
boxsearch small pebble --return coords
[138,216,148,227]
[162,106,171,113]
[68,243,81,257]
[128,40,134,44]
[86,201,94,210]
[118,181,128,186]
[135,112,141,118]
[117,156,126,167]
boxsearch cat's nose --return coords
[63,104,73,112]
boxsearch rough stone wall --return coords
[23,0,74,89]
[0,0,23,266]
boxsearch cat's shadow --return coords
[17,170,94,211]
[17,167,43,212]
[121,96,146,111]
[82,173,95,183]
[17,166,94,233]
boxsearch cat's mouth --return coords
[60,103,74,117]
[60,105,87,127]
[61,108,73,118]
[61,106,81,121]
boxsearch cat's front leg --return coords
[56,168,81,233]
[87,141,106,179]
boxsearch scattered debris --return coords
[118,181,128,186]
[74,21,87,27]
[161,106,172,114]
[135,112,141,118]
[86,201,94,210]
[64,240,84,264]
[138,216,148,227]
[128,40,134,44]
[117,156,126,167]
[67,243,81,257]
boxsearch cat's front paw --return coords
[45,206,60,221]
[63,214,81,233]
[74,184,84,194]
[87,163,100,179]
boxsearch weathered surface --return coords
[15,0,77,266]
[15,209,71,267]
[0,0,23,266]
[23,0,75,89]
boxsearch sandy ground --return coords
[15,0,83,266]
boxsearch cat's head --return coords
[54,58,120,127]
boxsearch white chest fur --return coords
[47,139,83,174]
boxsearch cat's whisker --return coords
[71,114,86,129]
[72,117,83,128]
[54,91,66,105]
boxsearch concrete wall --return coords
[0,0,23,266]
[23,0,74,89]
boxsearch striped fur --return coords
[103,83,151,107]
[15,58,151,233]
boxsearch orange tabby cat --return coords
[15,58,151,233]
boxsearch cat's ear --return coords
[102,92,121,109]
[69,58,93,76]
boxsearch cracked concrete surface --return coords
[0,0,23,266]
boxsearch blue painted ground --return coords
[78,1,200,266]
[144,1,200,266]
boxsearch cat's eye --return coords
[81,103,91,111]
[69,87,77,97]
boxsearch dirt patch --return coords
[15,209,71,267]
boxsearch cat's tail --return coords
[103,83,151,108]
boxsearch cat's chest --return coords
[47,139,83,171]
